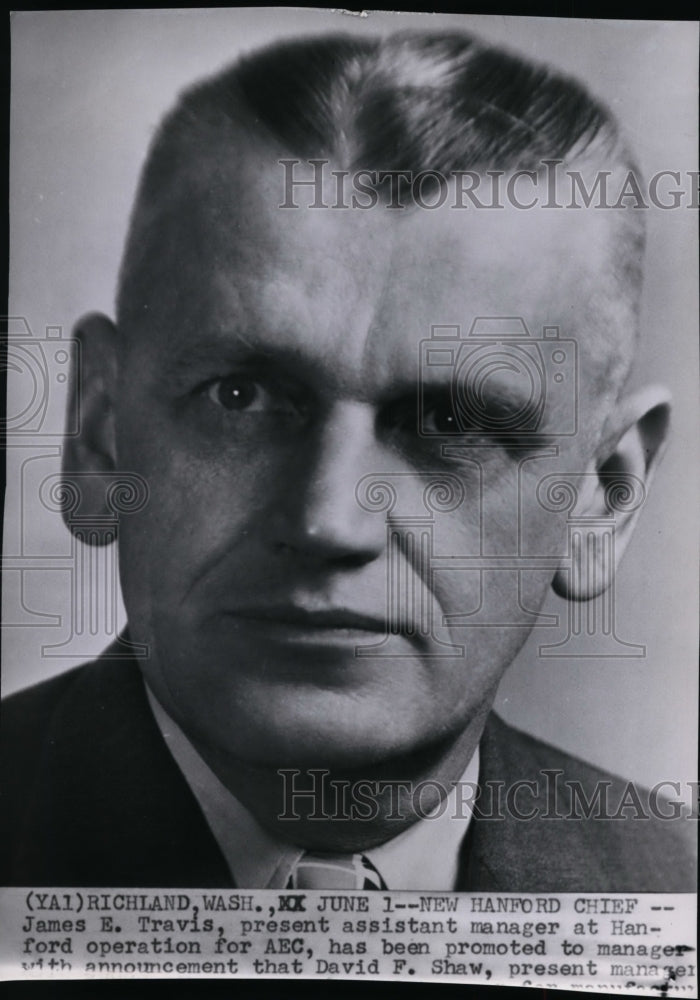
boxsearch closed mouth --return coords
[226,605,388,634]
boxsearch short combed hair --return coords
[117,30,644,390]
[139,32,625,181]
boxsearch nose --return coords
[271,402,389,566]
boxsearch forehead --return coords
[126,140,618,397]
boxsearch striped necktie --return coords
[287,852,387,890]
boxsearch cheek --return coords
[430,467,570,556]
[428,473,568,639]
[117,463,252,589]
[117,392,271,511]
[114,425,258,612]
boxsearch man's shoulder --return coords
[482,712,636,790]
[482,710,694,824]
[1,653,143,753]
[1,655,139,830]
[1,665,94,789]
[3,665,90,738]
[1,651,232,886]
[469,712,696,892]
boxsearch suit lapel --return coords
[457,714,515,891]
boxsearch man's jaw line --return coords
[188,705,489,854]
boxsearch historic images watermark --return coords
[277,769,699,823]
[279,158,699,211]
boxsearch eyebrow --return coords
[159,332,297,385]
[157,326,418,395]
[159,331,552,429]
[419,365,540,412]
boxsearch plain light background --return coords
[5,8,699,789]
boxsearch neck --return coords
[192,707,490,853]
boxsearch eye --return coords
[204,373,298,416]
[422,403,461,435]
[380,394,465,441]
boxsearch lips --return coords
[225,604,388,635]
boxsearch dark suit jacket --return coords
[1,648,695,889]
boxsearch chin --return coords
[142,637,478,770]
[235,719,420,770]
[197,693,461,773]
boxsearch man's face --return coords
[113,142,616,769]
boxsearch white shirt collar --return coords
[146,683,478,890]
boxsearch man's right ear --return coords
[61,312,120,533]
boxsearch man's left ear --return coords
[552,386,671,601]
